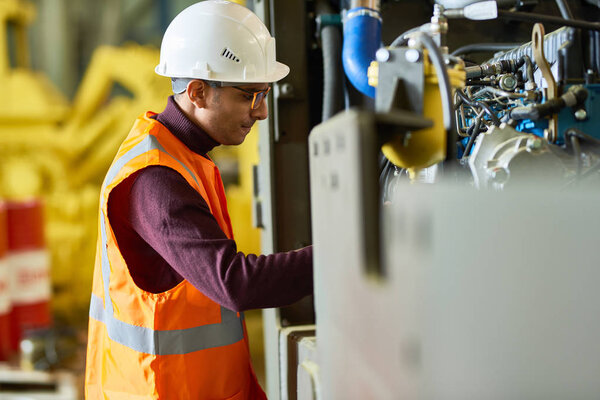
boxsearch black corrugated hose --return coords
[321,24,345,121]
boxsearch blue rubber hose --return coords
[342,7,381,98]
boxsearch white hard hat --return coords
[155,0,289,84]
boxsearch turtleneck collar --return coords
[154,95,220,156]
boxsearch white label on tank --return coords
[8,250,51,305]
[0,258,10,314]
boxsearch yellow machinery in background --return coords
[0,0,70,197]
[0,0,262,327]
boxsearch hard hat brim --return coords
[155,61,290,84]
[262,61,290,83]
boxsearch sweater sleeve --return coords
[123,165,313,312]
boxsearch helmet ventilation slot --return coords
[221,48,241,63]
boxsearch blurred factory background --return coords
[2,0,600,398]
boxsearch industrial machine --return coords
[255,0,600,398]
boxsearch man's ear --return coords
[186,79,208,108]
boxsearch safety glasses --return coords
[232,86,271,110]
[203,80,271,110]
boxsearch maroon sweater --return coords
[106,96,313,312]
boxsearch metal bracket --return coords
[375,47,425,115]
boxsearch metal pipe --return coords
[461,110,484,160]
[451,43,520,56]
[456,89,501,126]
[519,55,535,89]
[555,0,574,20]
[591,30,600,75]
[497,10,600,31]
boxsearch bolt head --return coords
[499,75,517,91]
[405,49,421,63]
[574,109,588,121]
[376,48,390,62]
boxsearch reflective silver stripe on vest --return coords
[103,135,200,192]
[90,134,244,355]
[89,294,244,355]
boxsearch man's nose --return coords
[250,98,268,120]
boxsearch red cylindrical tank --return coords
[6,200,52,353]
[0,201,12,361]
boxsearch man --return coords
[84,1,313,399]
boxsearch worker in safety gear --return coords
[84,1,312,399]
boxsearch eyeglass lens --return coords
[251,88,270,110]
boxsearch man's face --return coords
[200,83,270,146]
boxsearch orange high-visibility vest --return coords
[85,112,266,400]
